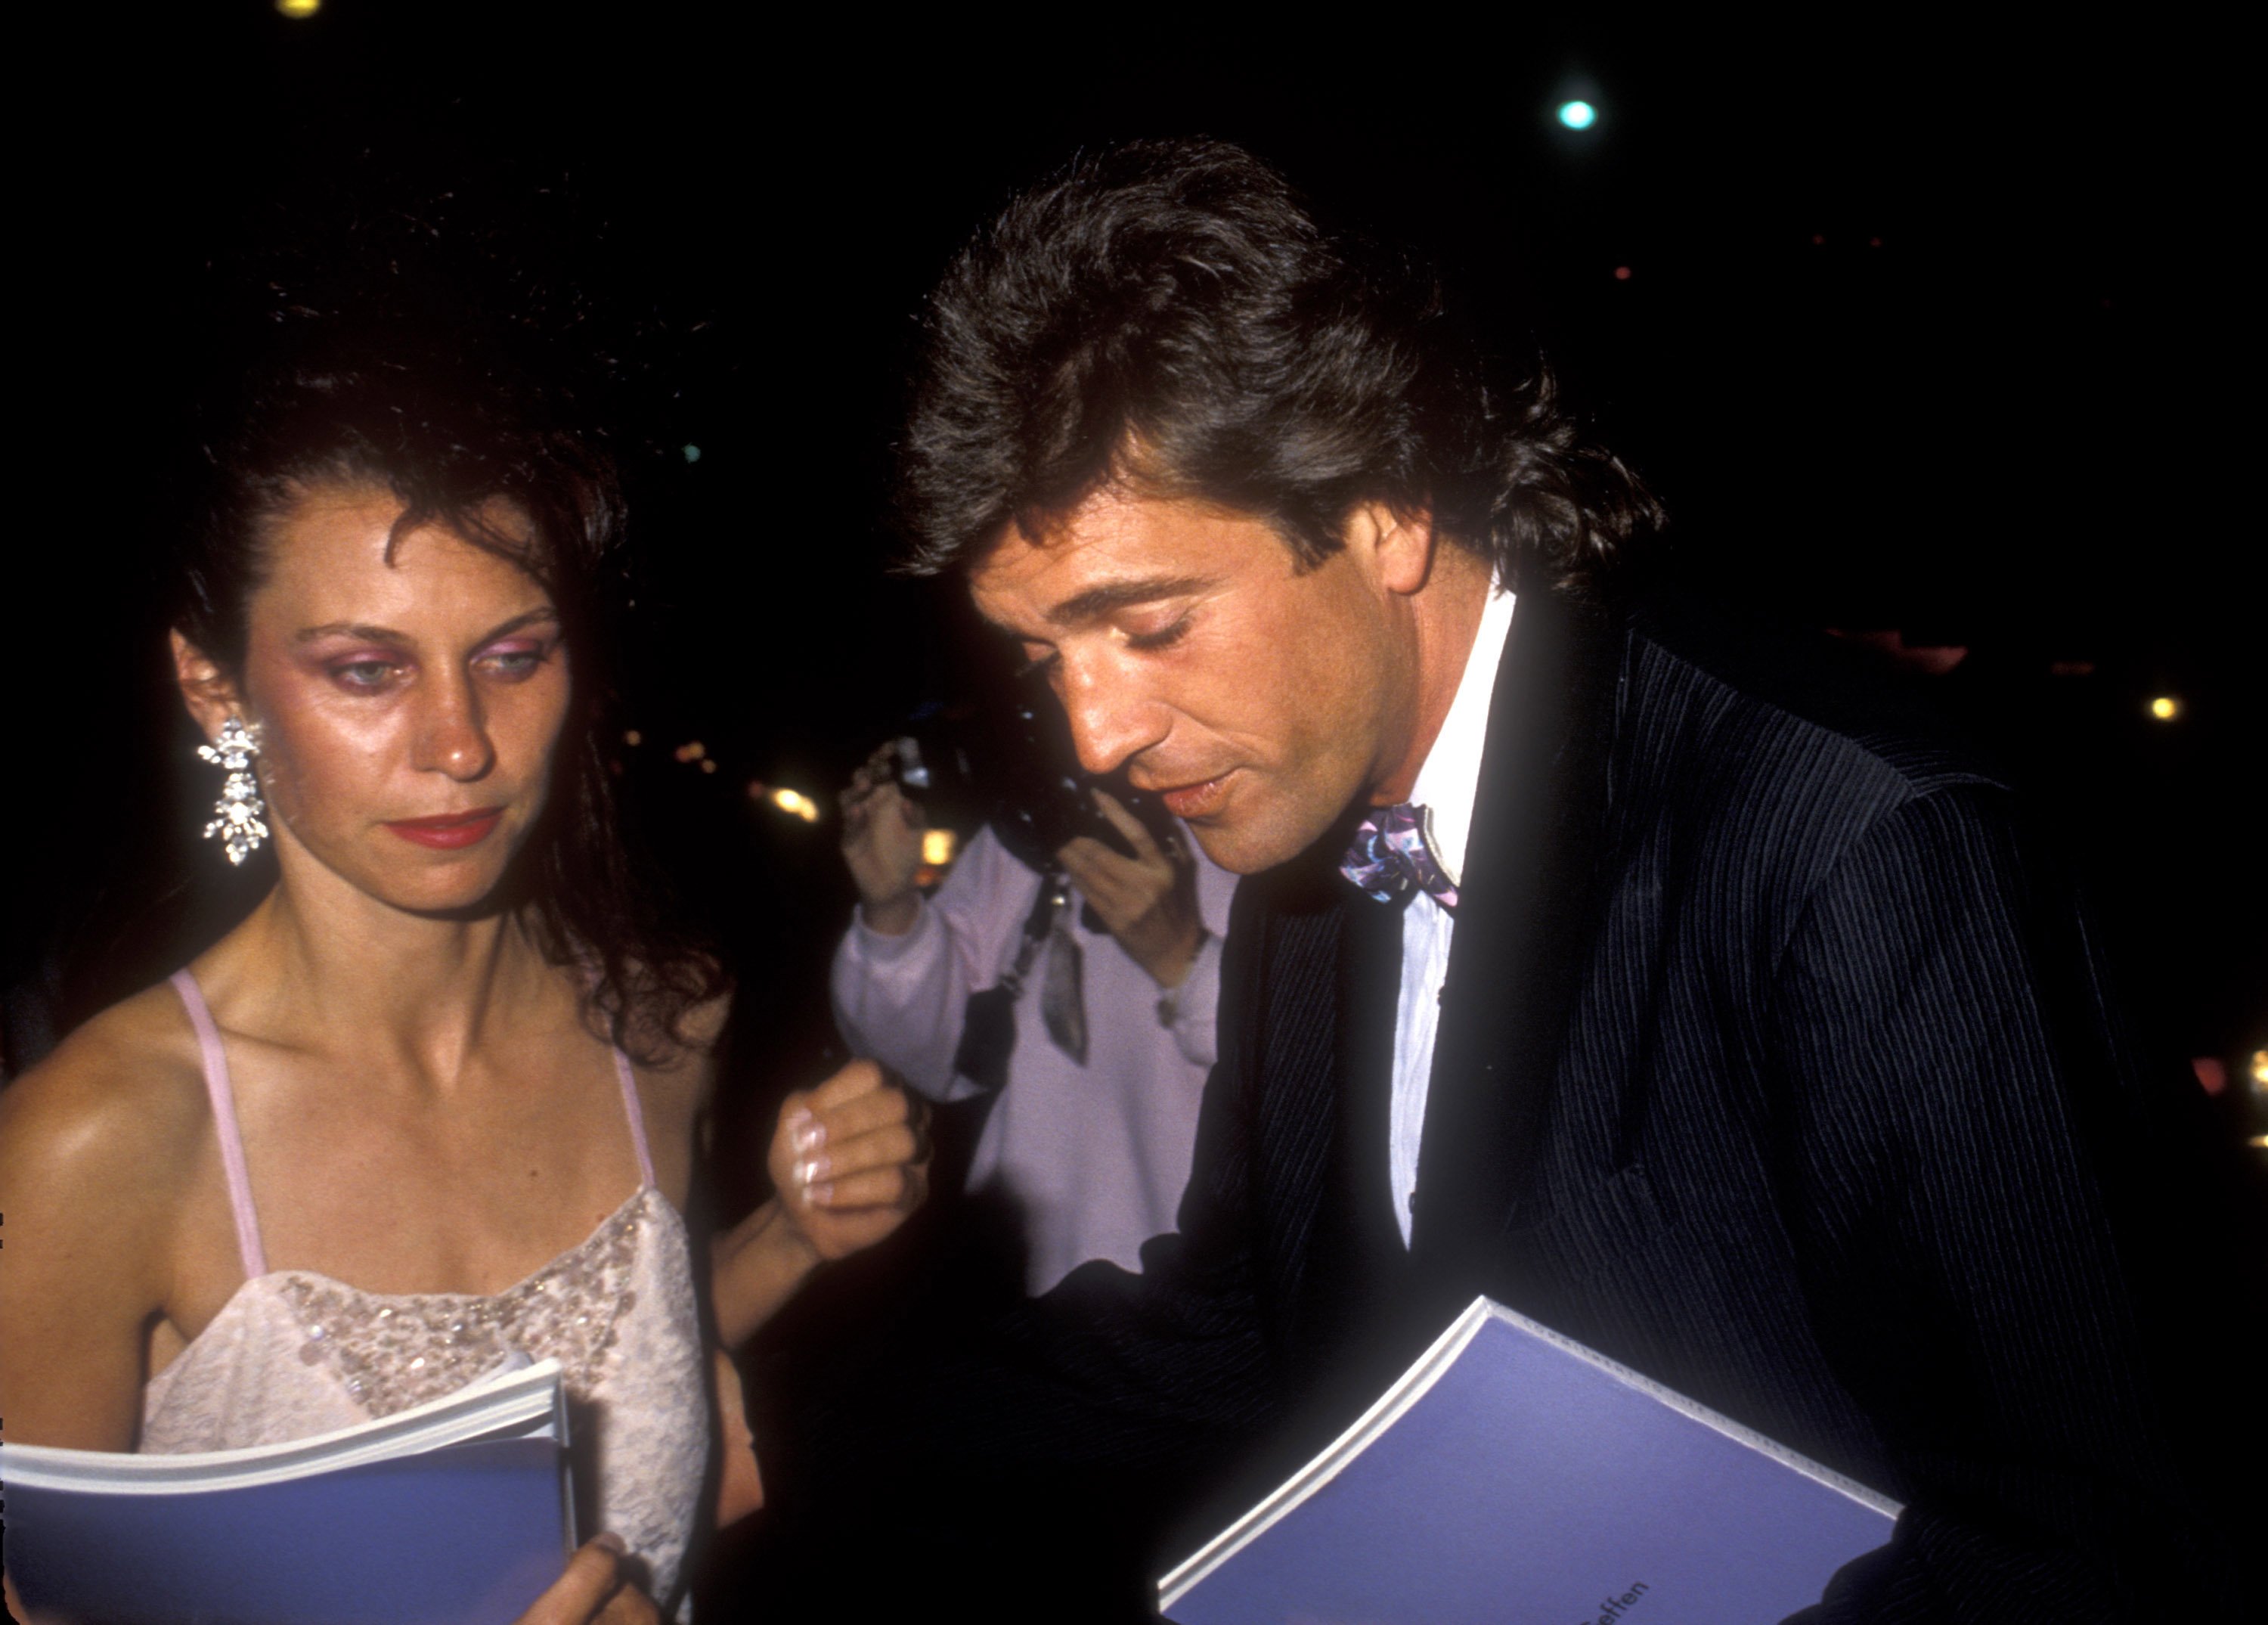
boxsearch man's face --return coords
[968,488,1421,874]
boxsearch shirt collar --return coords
[1406,581,1517,889]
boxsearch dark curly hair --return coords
[899,138,1663,591]
[177,311,725,1064]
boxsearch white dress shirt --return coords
[1390,584,1517,1244]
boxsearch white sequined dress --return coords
[141,970,711,1617]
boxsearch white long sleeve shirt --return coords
[831,822,1236,1294]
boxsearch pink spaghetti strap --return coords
[612,1047,657,1189]
[169,970,269,1281]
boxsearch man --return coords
[756,139,2254,1620]
[832,745,1235,1296]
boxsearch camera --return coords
[879,671,1173,876]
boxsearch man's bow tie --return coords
[1340,802,1459,911]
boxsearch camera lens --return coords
[891,736,934,792]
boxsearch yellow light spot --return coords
[2249,1135,2268,1151]
[770,787,820,823]
[922,829,958,867]
[275,0,320,14]
[2148,696,2180,721]
[623,730,642,747]
[700,759,717,774]
[2252,1050,2268,1087]
[674,741,706,762]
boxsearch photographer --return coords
[832,743,1234,1295]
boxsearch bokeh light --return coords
[1557,100,1597,131]
[275,0,320,15]
[2147,696,2181,721]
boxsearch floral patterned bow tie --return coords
[1340,802,1459,911]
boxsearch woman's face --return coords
[181,481,572,917]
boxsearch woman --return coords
[0,333,925,1622]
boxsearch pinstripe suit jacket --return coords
[764,588,2254,1621]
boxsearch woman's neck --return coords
[212,859,562,1090]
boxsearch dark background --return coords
[6,5,2259,1268]
[2,5,2259,1613]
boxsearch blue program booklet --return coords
[2,1355,572,1625]
[1158,1297,1899,1625]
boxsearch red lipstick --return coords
[384,808,505,849]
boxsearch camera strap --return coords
[995,869,1065,1000]
[952,867,1086,1090]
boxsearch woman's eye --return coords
[330,660,398,690]
[480,646,550,680]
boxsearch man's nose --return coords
[1058,654,1167,776]
[414,673,497,781]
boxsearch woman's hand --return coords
[512,1537,657,1625]
[770,1058,931,1262]
[5,1568,71,1625]
[711,1059,932,1347]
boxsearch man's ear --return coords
[171,629,246,742]
[1346,501,1437,597]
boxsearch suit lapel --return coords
[1409,589,1623,1283]
[1330,881,1413,1292]
[1235,824,1409,1351]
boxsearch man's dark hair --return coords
[898,137,1663,591]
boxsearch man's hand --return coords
[1057,790,1206,989]
[512,1537,658,1625]
[769,1059,931,1262]
[840,744,925,935]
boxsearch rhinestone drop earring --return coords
[198,716,270,865]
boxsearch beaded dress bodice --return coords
[141,972,710,1618]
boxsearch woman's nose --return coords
[416,676,496,781]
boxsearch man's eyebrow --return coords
[293,608,562,646]
[1045,575,1210,626]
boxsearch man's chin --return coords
[1184,808,1335,877]
[1184,822,1270,876]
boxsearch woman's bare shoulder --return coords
[0,982,214,1203]
[0,985,216,1446]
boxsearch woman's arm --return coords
[708,1058,929,1348]
[0,1003,204,1450]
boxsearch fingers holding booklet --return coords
[516,1536,660,1625]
